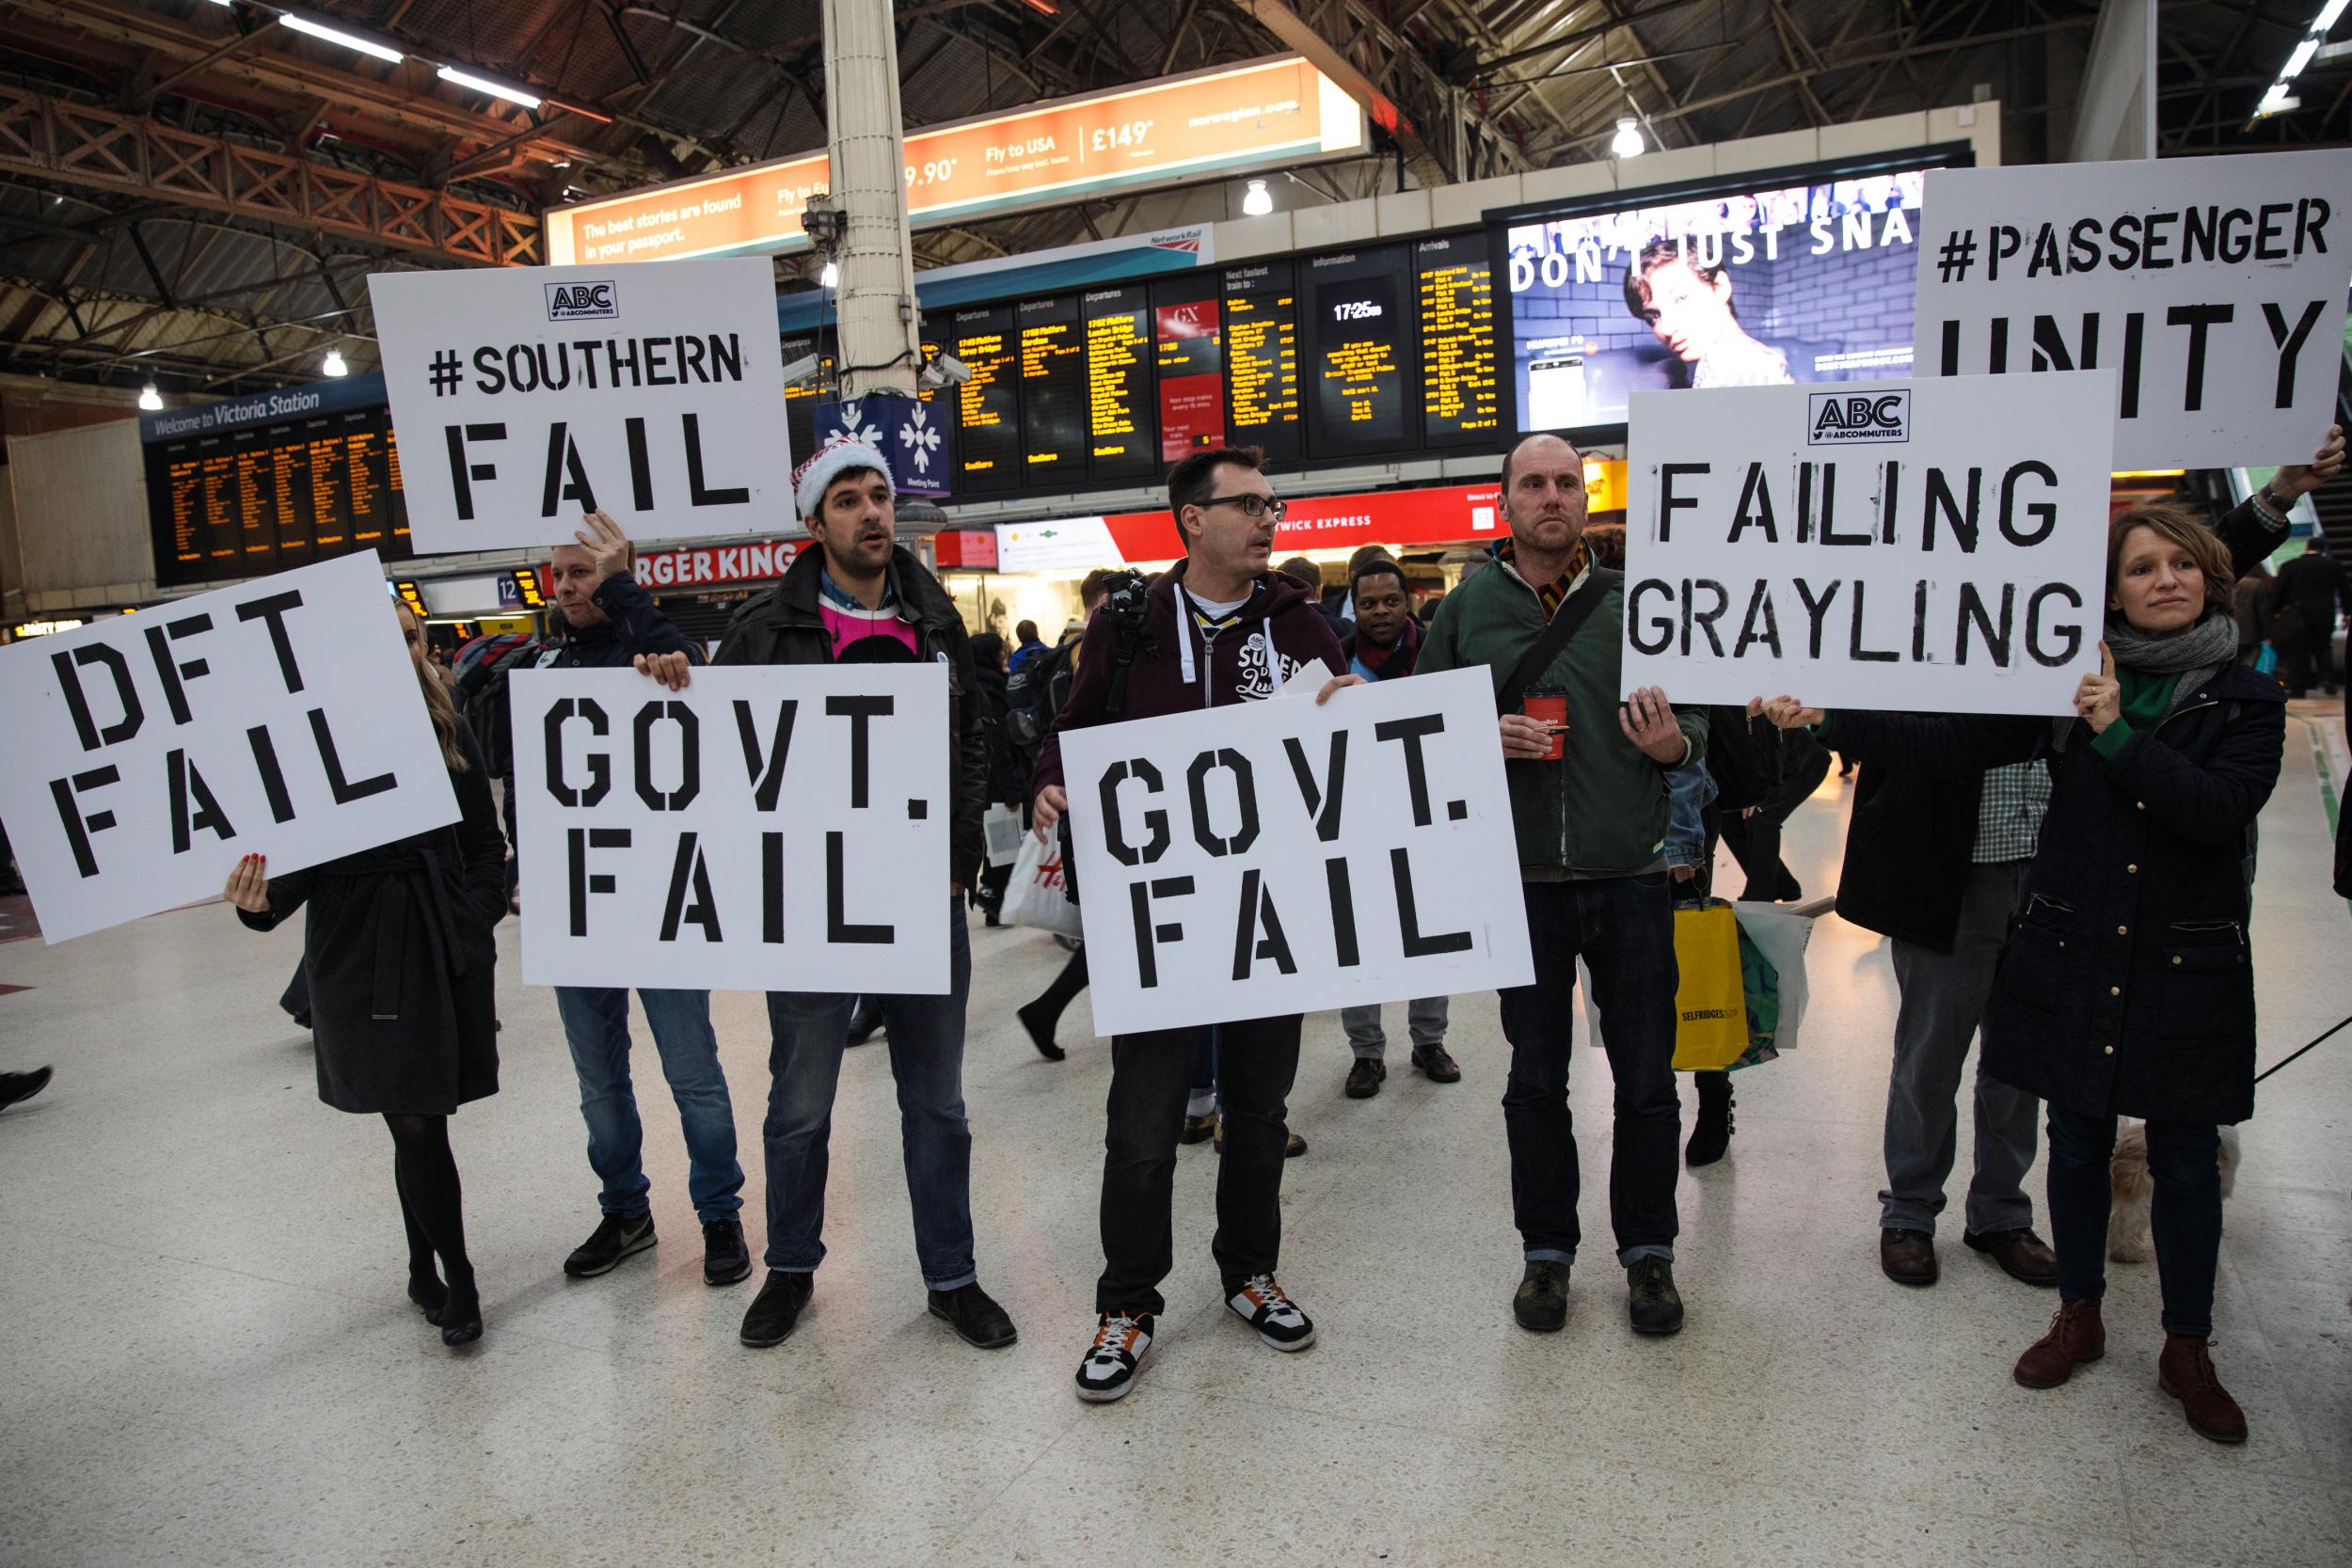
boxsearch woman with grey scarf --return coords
[1759,505,2286,1446]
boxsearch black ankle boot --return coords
[407,1270,449,1324]
[437,1269,482,1347]
[1685,1070,1734,1167]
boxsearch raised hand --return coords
[575,508,634,584]
[224,853,270,912]
[2074,641,2121,735]
[2274,423,2345,499]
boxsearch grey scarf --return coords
[2049,610,2236,751]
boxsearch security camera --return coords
[782,354,821,388]
[918,353,972,390]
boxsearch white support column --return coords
[822,0,920,398]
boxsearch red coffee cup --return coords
[1521,689,1567,761]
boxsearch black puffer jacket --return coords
[716,544,987,889]
[1829,658,2286,1125]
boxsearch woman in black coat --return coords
[1767,505,2284,1445]
[225,603,508,1347]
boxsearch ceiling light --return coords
[1241,179,1273,216]
[437,65,543,109]
[1613,117,1645,158]
[819,261,839,288]
[138,383,163,411]
[2254,83,2300,118]
[2281,38,2320,79]
[322,346,348,377]
[2318,0,2350,32]
[279,13,405,65]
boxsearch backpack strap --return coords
[1494,566,1621,715]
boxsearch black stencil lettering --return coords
[246,724,295,822]
[234,591,310,694]
[1391,847,1471,957]
[51,642,143,751]
[626,417,655,513]
[825,694,893,808]
[1099,757,1170,866]
[568,826,631,937]
[2293,196,2330,254]
[1956,582,2015,668]
[1659,463,1709,542]
[1998,461,2059,547]
[762,832,785,943]
[2026,583,2086,668]
[1796,462,1816,546]
[685,413,750,506]
[1911,580,1931,664]
[309,707,395,803]
[1819,463,1870,546]
[541,421,598,516]
[2262,300,2327,409]
[1734,581,1783,658]
[1849,581,1899,663]
[660,832,723,942]
[1988,315,2010,374]
[1627,579,1676,656]
[1729,462,1777,544]
[826,832,893,943]
[167,748,235,855]
[1937,318,1961,376]
[544,698,612,807]
[1683,579,1731,657]
[1923,467,1982,552]
[2166,304,2233,412]
[1231,868,1298,980]
[734,699,797,812]
[1374,714,1446,828]
[2120,312,2144,419]
[443,423,504,522]
[2030,313,2099,373]
[1185,748,1261,857]
[1283,732,1350,841]
[1325,856,1359,967]
[143,613,214,724]
[632,700,702,811]
[1878,461,1900,545]
[1130,876,1194,990]
[1793,578,1842,659]
[48,767,120,877]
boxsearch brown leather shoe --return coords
[2013,1300,2105,1388]
[2158,1335,2248,1444]
[1964,1226,2059,1287]
[1880,1227,1938,1286]
[1410,1043,1462,1083]
[1344,1058,1386,1099]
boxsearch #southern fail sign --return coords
[370,256,792,554]
[1621,372,2117,717]
[1058,668,1534,1036]
[1915,150,2352,468]
[506,665,950,992]
[0,553,460,942]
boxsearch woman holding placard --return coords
[1762,505,2285,1444]
[223,602,508,1348]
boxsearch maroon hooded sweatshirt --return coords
[1031,560,1347,799]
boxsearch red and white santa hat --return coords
[792,437,895,519]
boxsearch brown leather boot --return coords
[2158,1335,2248,1444]
[2013,1299,2105,1388]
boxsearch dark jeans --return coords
[1499,875,1682,1266]
[1097,1013,1301,1316]
[2045,1105,2222,1338]
[1714,744,1832,900]
[554,987,744,1223]
[760,898,977,1289]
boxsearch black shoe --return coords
[407,1271,448,1325]
[1627,1257,1685,1336]
[1685,1070,1734,1167]
[702,1219,752,1286]
[1344,1058,1386,1099]
[0,1066,53,1111]
[1179,1110,1217,1145]
[438,1272,483,1347]
[1514,1260,1568,1332]
[846,1005,882,1047]
[739,1270,814,1347]
[1213,1122,1306,1157]
[563,1212,657,1278]
[928,1281,1018,1349]
[1016,999,1066,1062]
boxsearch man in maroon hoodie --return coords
[1032,445,1354,1403]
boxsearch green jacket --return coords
[1421,549,1708,877]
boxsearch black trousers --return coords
[1714,744,1833,900]
[1097,1013,1301,1316]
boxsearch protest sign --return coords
[370,257,792,554]
[1058,668,1533,1037]
[1621,372,2116,717]
[507,664,948,992]
[0,553,460,942]
[1915,150,2352,467]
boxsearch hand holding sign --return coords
[224,853,270,913]
[634,650,693,691]
[1760,696,1824,730]
[2273,422,2346,501]
[1617,686,1686,763]
[2075,641,2122,736]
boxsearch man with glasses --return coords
[1031,445,1356,1402]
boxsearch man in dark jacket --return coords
[1841,425,2344,1289]
[1031,445,1354,1403]
[537,510,751,1291]
[1334,553,1459,1100]
[2269,534,2350,697]
[639,440,1012,1356]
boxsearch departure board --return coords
[1221,261,1301,465]
[1152,279,1225,462]
[1304,247,1413,460]
[1082,285,1153,482]
[949,305,1019,494]
[778,334,832,466]
[1017,294,1086,489]
[1414,235,1501,446]
[146,404,412,587]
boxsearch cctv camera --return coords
[782,354,821,388]
[918,353,972,390]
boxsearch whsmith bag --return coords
[1002,830,1084,939]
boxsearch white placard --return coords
[1621,373,2116,717]
[1915,151,2352,467]
[370,257,792,554]
[0,553,460,942]
[508,665,949,991]
[1059,668,1534,1037]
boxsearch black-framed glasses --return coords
[1199,493,1287,521]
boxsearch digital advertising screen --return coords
[1221,261,1301,466]
[1304,247,1413,460]
[147,404,412,588]
[1152,280,1225,463]
[1494,152,1963,436]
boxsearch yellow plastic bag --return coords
[1670,901,1750,1071]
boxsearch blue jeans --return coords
[2045,1105,2222,1338]
[554,987,744,1223]
[1498,875,1682,1267]
[760,898,976,1290]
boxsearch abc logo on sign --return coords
[1806,389,1910,446]
[545,280,619,321]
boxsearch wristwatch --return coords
[2255,484,2293,519]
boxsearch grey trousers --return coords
[1879,859,2041,1237]
[1341,996,1450,1061]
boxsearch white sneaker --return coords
[1227,1274,1316,1351]
[1074,1311,1155,1402]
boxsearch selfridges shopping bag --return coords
[1668,901,1750,1070]
[1001,831,1084,939]
[1581,898,1812,1071]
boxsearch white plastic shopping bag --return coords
[1001,830,1084,938]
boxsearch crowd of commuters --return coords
[11,405,2321,1444]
